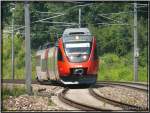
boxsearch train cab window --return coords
[64,42,91,62]
[58,48,63,61]
[36,55,41,66]
[41,59,47,72]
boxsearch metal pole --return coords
[9,3,15,91]
[148,2,149,84]
[79,8,81,28]
[134,2,138,81]
[11,8,15,80]
[25,1,32,95]
[0,1,1,112]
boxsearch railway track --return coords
[2,79,39,84]
[88,81,148,111]
[2,79,148,92]
[89,86,148,111]
[2,79,59,85]
[96,81,148,92]
[58,88,113,111]
[2,79,149,111]
[57,82,148,111]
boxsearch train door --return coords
[40,50,49,80]
[35,50,48,81]
[47,47,56,80]
[35,54,41,80]
[54,47,59,80]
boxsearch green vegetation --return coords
[2,85,26,100]
[98,53,147,82]
[2,34,36,79]
[48,99,56,106]
[2,2,148,82]
[2,34,25,79]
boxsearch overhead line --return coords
[13,26,25,31]
[137,10,148,12]
[136,3,148,6]
[98,14,124,24]
[4,25,24,27]
[76,3,94,7]
[31,3,93,25]
[97,23,130,26]
[34,11,64,15]
[38,21,78,25]
[99,11,133,16]
[32,13,65,23]
[3,21,130,33]
[137,5,148,8]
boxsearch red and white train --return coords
[35,28,99,85]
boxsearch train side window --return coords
[41,59,47,72]
[47,57,52,70]
[58,48,63,61]
[47,58,50,68]
[36,55,41,66]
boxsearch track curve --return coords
[96,81,148,92]
[58,88,113,111]
[89,86,148,111]
[2,79,149,111]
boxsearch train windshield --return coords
[64,42,91,62]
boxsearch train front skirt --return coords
[59,75,97,85]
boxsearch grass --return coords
[2,85,26,100]
[98,53,148,82]
[2,66,36,80]
[2,86,25,110]
[48,98,56,106]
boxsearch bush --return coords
[101,53,120,64]
[2,85,26,100]
[98,53,147,82]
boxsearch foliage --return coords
[2,2,148,82]
[98,53,147,82]
[2,34,23,79]
[2,85,26,100]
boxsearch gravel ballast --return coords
[2,84,64,111]
[3,95,64,111]
[97,86,148,109]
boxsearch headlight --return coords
[82,55,87,60]
[67,54,89,62]
[70,56,74,60]
[82,55,88,60]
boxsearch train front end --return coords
[57,28,99,85]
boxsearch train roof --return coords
[62,28,92,43]
[62,28,91,36]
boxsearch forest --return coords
[2,1,148,82]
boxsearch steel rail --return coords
[89,86,148,111]
[2,79,148,111]
[97,81,148,86]
[2,79,148,91]
[35,86,62,98]
[2,79,39,84]
[58,88,112,111]
[2,79,62,98]
[96,81,148,92]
